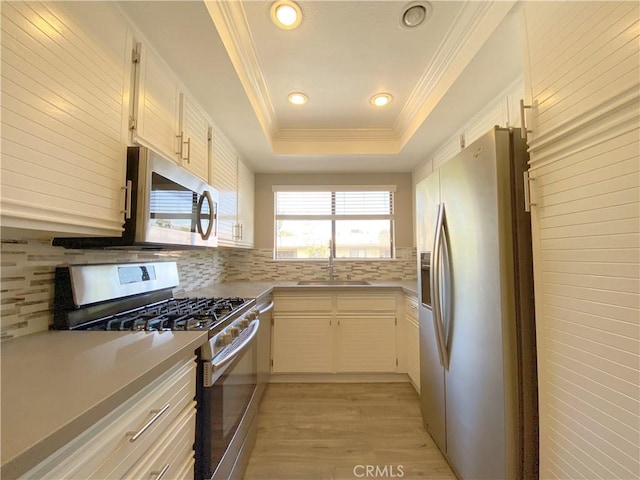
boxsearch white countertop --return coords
[188,280,418,299]
[0,329,207,479]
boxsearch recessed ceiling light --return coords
[271,1,302,30]
[288,92,308,105]
[400,1,432,29]
[371,93,393,107]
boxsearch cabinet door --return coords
[405,295,420,392]
[132,42,180,164]
[336,316,396,373]
[272,316,333,373]
[236,158,255,247]
[210,124,238,246]
[0,1,129,235]
[178,91,209,182]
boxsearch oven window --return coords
[197,341,257,479]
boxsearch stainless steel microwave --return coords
[53,147,218,250]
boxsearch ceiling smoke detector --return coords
[400,2,431,29]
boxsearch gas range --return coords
[53,262,255,335]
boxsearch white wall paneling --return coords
[521,2,639,478]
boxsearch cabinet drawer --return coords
[123,403,196,480]
[336,294,396,312]
[274,294,333,313]
[23,358,196,480]
[405,296,418,321]
[91,362,196,479]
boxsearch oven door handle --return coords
[257,301,274,316]
[210,319,260,373]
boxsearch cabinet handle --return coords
[122,180,132,219]
[523,171,537,212]
[176,132,184,157]
[151,464,171,480]
[184,137,191,163]
[519,99,532,141]
[127,403,170,442]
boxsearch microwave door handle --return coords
[196,191,214,240]
[213,200,218,238]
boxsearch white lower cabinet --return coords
[336,316,396,373]
[272,291,397,374]
[405,295,420,393]
[21,357,197,480]
[272,315,333,373]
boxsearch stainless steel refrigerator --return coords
[416,127,538,479]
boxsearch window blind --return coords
[275,190,394,220]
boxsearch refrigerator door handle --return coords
[439,210,451,370]
[431,203,448,368]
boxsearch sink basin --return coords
[297,280,371,286]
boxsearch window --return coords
[274,186,395,259]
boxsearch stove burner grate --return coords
[86,297,250,331]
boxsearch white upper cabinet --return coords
[210,124,254,248]
[1,1,131,235]
[130,41,180,165]
[236,158,255,248]
[131,43,210,183]
[178,91,210,182]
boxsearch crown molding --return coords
[395,1,516,148]
[205,0,514,156]
[204,0,277,140]
[273,128,400,154]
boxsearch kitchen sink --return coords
[296,280,371,286]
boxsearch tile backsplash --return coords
[0,238,416,340]
[224,247,417,282]
[0,238,223,341]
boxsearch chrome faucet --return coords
[326,240,338,280]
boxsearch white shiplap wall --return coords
[1,2,130,235]
[522,1,639,478]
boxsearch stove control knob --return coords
[229,327,240,338]
[247,310,258,321]
[239,318,250,329]
[219,332,232,346]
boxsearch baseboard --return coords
[268,373,411,383]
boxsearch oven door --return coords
[196,321,259,480]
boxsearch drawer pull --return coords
[127,403,170,442]
[151,464,171,480]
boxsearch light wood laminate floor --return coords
[243,383,457,480]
